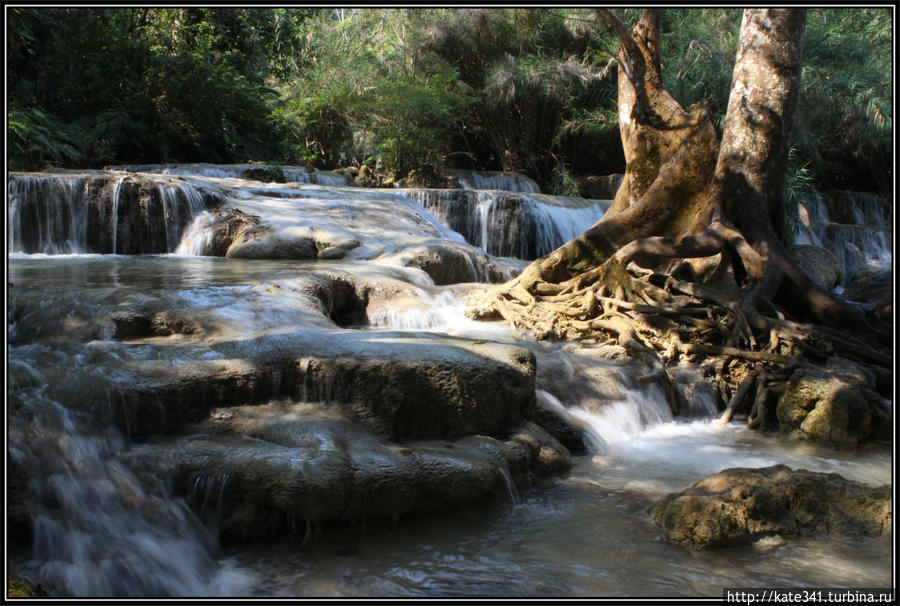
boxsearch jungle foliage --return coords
[6,8,892,195]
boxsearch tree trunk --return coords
[467,8,889,377]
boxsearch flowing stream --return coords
[6,167,893,598]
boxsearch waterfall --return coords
[797,190,892,283]
[8,386,221,597]
[8,172,215,255]
[403,189,610,259]
[7,174,91,255]
[537,380,673,454]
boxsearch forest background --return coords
[7,7,893,217]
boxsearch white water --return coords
[7,174,90,254]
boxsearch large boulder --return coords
[652,464,892,549]
[792,244,842,290]
[775,358,891,450]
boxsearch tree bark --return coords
[467,8,889,372]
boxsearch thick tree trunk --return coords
[716,9,806,243]
[514,9,719,292]
[710,9,876,335]
[467,8,889,375]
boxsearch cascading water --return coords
[404,189,610,259]
[7,174,91,254]
[6,165,892,598]
[795,190,892,283]
[8,171,216,256]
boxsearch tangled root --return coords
[467,225,891,406]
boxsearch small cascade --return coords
[447,169,541,193]
[158,181,209,252]
[546,383,673,452]
[110,176,125,254]
[794,190,831,246]
[495,464,522,505]
[8,172,216,256]
[535,356,677,456]
[187,472,231,531]
[796,190,892,283]
[403,189,609,259]
[8,388,220,597]
[7,174,92,254]
[173,212,217,256]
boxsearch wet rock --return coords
[776,358,891,450]
[127,333,537,442]
[225,232,318,260]
[792,244,842,290]
[148,402,569,542]
[242,166,287,183]
[201,208,262,257]
[150,310,217,338]
[652,464,892,549]
[401,243,484,285]
[527,402,589,456]
[110,310,154,340]
[304,274,368,327]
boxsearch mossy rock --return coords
[242,166,287,183]
[8,578,48,598]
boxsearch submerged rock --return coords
[652,464,892,549]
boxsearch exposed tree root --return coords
[467,224,892,408]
